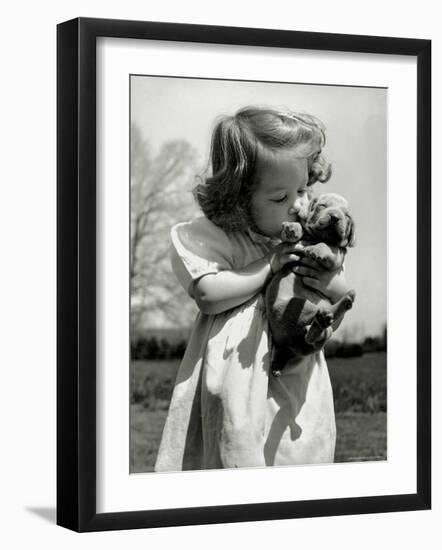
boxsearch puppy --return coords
[265,193,356,376]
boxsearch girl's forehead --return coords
[257,150,308,173]
[257,143,319,165]
[255,153,308,190]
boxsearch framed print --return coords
[57,17,431,532]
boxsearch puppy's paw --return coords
[281,222,303,242]
[340,290,356,312]
[303,243,334,268]
[315,309,334,328]
[329,290,356,319]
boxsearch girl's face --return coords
[250,150,309,238]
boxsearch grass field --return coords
[130,352,387,473]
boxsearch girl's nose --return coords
[291,195,309,220]
[288,206,297,215]
[289,205,301,218]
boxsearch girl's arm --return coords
[193,242,300,315]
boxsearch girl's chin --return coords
[260,229,278,239]
[251,224,280,240]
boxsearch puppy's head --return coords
[305,193,355,247]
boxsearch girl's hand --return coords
[292,256,350,303]
[268,242,302,274]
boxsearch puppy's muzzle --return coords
[312,210,350,246]
[317,210,341,228]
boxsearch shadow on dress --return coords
[263,357,314,466]
[168,294,316,470]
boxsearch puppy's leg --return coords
[271,347,293,377]
[331,289,356,318]
[305,308,333,344]
[305,323,333,346]
[305,290,355,345]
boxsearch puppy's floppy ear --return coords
[308,197,319,212]
[346,217,356,247]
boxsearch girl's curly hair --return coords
[194,106,332,232]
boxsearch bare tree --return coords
[130,123,198,332]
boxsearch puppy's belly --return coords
[267,269,330,311]
[265,269,331,349]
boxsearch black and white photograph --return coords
[129,76,387,473]
[0,0,436,544]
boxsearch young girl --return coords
[155,107,350,471]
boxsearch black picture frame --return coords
[57,17,431,532]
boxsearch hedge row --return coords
[130,372,386,414]
[131,336,385,360]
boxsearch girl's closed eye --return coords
[271,195,288,203]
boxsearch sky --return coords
[131,76,387,339]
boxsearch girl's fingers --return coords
[284,243,302,255]
[281,254,300,265]
[292,266,318,278]
[288,254,300,262]
[299,257,320,269]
